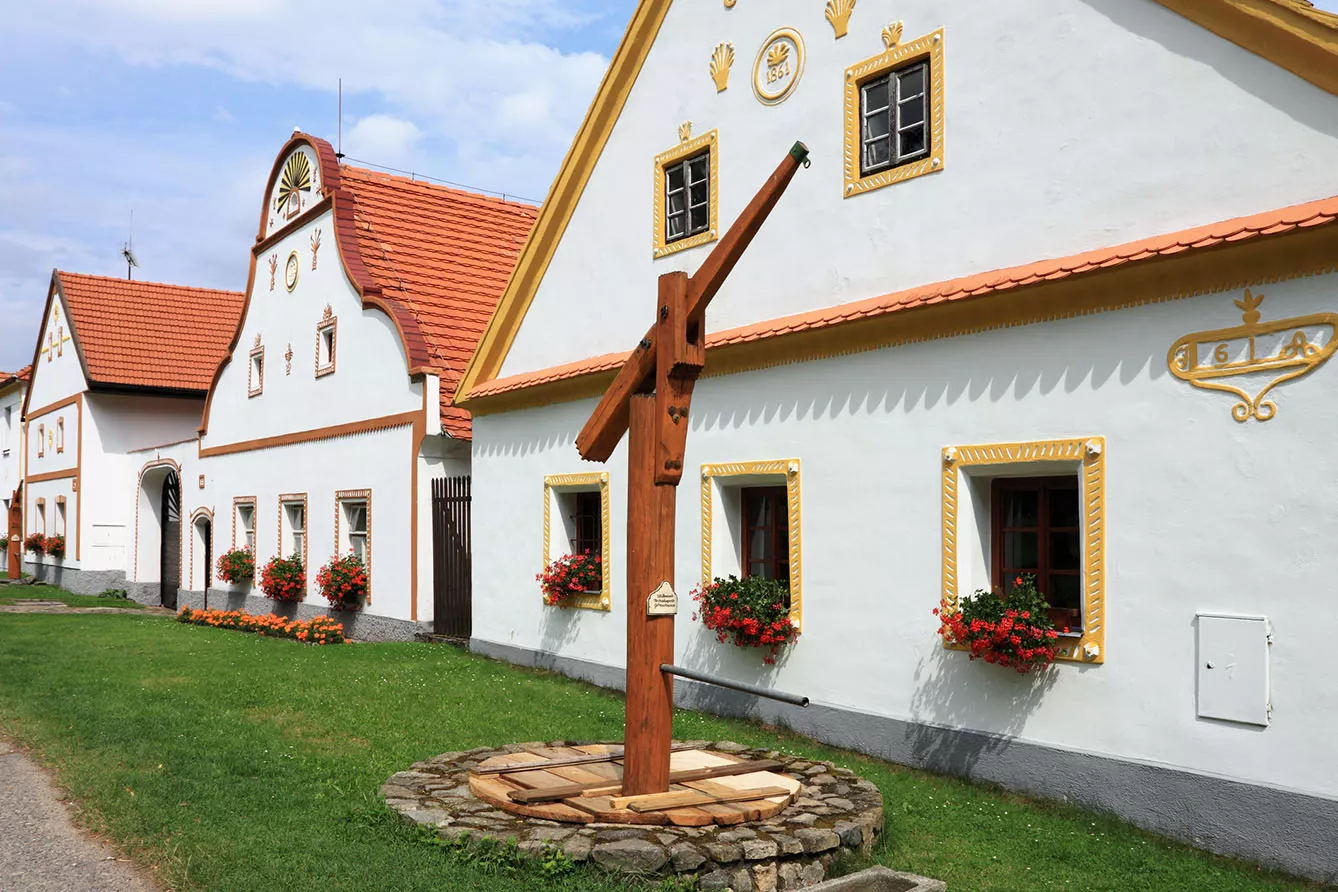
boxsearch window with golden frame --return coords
[700,460,803,630]
[542,473,611,611]
[653,129,718,259]
[843,27,944,198]
[940,438,1106,664]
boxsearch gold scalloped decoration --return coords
[882,21,904,49]
[710,41,734,92]
[825,0,855,39]
[767,41,791,68]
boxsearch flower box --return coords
[934,575,1061,673]
[217,548,255,585]
[538,552,602,608]
[259,554,306,602]
[44,535,65,558]
[315,553,368,611]
[691,575,799,665]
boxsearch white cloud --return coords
[5,0,610,197]
[343,115,424,170]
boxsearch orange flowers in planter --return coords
[315,553,368,611]
[44,535,65,558]
[23,533,46,554]
[177,607,344,644]
[260,554,305,601]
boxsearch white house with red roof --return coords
[453,0,1338,879]
[20,272,243,597]
[1,366,30,517]
[162,133,535,639]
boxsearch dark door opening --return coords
[160,472,180,609]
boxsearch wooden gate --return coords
[431,476,471,639]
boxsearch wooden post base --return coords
[622,394,675,795]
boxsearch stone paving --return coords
[382,740,885,890]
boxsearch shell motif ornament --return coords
[679,121,693,143]
[274,150,312,220]
[766,41,791,68]
[825,0,855,39]
[710,42,734,92]
[882,21,905,49]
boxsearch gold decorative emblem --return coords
[268,254,278,291]
[310,228,322,270]
[825,0,856,39]
[678,121,693,143]
[882,21,904,49]
[284,251,300,292]
[710,42,734,92]
[275,151,312,220]
[752,27,805,106]
[1168,290,1338,422]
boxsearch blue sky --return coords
[1,0,1336,372]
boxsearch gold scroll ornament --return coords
[1168,290,1338,422]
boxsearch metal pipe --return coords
[660,663,810,708]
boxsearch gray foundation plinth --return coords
[807,866,945,891]
[383,741,890,889]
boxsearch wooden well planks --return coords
[466,745,799,827]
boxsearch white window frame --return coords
[278,493,308,568]
[234,497,257,552]
[335,490,371,601]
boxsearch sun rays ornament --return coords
[753,27,805,105]
[266,145,321,235]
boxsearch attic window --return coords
[652,129,719,259]
[843,28,944,197]
[249,344,264,397]
[316,316,336,378]
[56,417,65,454]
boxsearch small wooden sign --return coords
[646,581,678,616]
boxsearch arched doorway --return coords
[160,471,180,609]
[192,511,213,597]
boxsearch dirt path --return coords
[0,740,160,891]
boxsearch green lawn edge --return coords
[0,612,1327,891]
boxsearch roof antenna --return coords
[121,210,139,281]
[336,77,345,161]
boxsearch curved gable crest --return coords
[262,142,325,238]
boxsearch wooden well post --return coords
[577,142,810,795]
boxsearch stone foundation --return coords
[382,740,884,890]
[23,562,134,598]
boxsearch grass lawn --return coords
[0,612,1324,892]
[0,582,144,609]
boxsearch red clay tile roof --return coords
[338,166,537,438]
[0,366,30,391]
[57,273,245,393]
[465,192,1338,401]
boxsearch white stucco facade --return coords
[2,376,27,512]
[464,0,1338,878]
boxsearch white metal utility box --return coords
[1196,613,1271,726]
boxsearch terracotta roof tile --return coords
[467,192,1338,401]
[338,167,537,438]
[57,273,244,392]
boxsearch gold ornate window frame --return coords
[700,460,803,630]
[843,27,945,198]
[542,472,611,611]
[941,437,1106,665]
[653,129,719,259]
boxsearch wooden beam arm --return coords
[576,141,810,463]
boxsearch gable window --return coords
[234,498,256,552]
[543,473,611,611]
[652,129,718,259]
[55,496,67,538]
[336,490,372,600]
[941,438,1105,664]
[279,494,307,565]
[316,316,337,378]
[35,498,46,535]
[992,477,1082,632]
[860,62,928,177]
[56,417,65,454]
[843,28,944,197]
[700,461,803,628]
[249,344,265,397]
[741,486,791,586]
[37,424,45,458]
